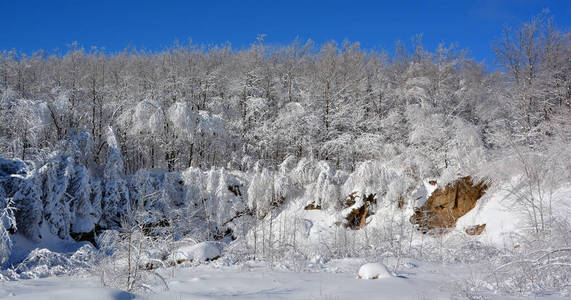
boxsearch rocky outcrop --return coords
[345,204,368,229]
[410,176,488,232]
[304,203,322,210]
[465,224,486,235]
[343,192,376,229]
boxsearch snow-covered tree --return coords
[100,127,130,229]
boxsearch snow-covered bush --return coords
[305,161,338,210]
[181,166,249,239]
[0,185,16,266]
[96,226,169,293]
[247,168,275,218]
[1,159,42,241]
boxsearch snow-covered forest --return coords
[1,11,570,299]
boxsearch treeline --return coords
[0,12,569,176]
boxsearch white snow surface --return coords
[357,262,393,279]
[169,241,222,263]
[455,188,524,246]
[0,259,567,300]
[456,183,571,246]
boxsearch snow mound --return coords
[358,263,392,280]
[170,241,222,263]
[11,244,95,279]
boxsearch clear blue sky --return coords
[0,0,569,66]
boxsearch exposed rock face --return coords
[343,192,376,229]
[410,176,488,232]
[346,205,368,229]
[304,203,322,210]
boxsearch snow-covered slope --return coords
[456,183,571,247]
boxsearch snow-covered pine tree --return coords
[100,127,130,229]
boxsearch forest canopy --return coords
[0,13,569,176]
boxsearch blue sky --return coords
[0,0,569,66]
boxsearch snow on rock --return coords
[357,262,393,279]
[170,241,222,263]
[417,179,437,206]
[410,176,488,231]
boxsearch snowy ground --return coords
[2,182,569,299]
[1,258,567,300]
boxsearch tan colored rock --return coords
[304,203,321,210]
[345,205,368,229]
[345,192,358,207]
[344,193,376,229]
[465,224,486,235]
[410,176,488,232]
